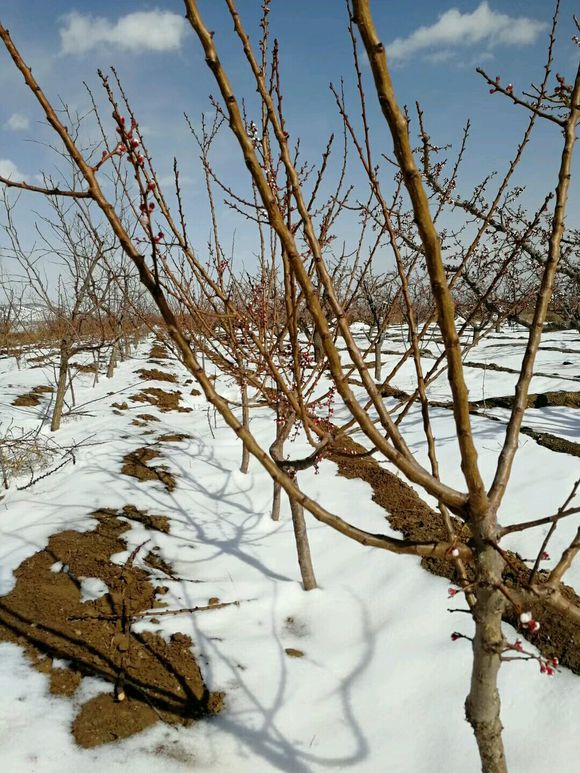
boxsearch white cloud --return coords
[4,113,30,131]
[0,159,27,181]
[60,10,188,55]
[387,2,547,62]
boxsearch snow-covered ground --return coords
[0,327,578,772]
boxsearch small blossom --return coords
[451,547,460,557]
[541,551,550,561]
[528,619,541,634]
[448,587,459,597]
[519,611,532,624]
[148,181,156,191]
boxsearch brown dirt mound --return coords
[0,508,222,747]
[326,432,580,674]
[121,447,177,492]
[136,368,177,384]
[130,387,192,413]
[12,384,54,407]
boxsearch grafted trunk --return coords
[465,534,507,773]
[51,339,71,432]
[288,483,317,591]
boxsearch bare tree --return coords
[0,3,578,771]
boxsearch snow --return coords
[0,329,578,772]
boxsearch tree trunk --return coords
[68,369,76,407]
[239,375,250,474]
[465,533,508,773]
[107,341,118,379]
[288,483,317,591]
[270,413,292,520]
[374,335,383,381]
[92,351,99,386]
[51,340,71,432]
[271,480,282,521]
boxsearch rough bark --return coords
[106,341,118,379]
[374,336,383,381]
[288,482,317,591]
[239,375,250,474]
[50,340,71,432]
[465,531,507,773]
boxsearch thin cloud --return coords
[59,10,189,55]
[387,2,546,62]
[5,113,30,131]
[0,159,27,181]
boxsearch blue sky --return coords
[0,1,578,275]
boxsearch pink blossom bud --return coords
[448,587,459,597]
[514,639,523,652]
[528,620,540,633]
[148,181,156,191]
[451,632,461,641]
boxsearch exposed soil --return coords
[12,384,54,407]
[130,387,192,414]
[470,390,580,411]
[70,361,99,373]
[136,368,178,384]
[132,413,162,428]
[157,433,192,444]
[0,508,222,748]
[519,426,580,458]
[121,447,177,492]
[326,431,580,674]
[148,340,170,362]
[117,504,170,533]
[464,359,580,382]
